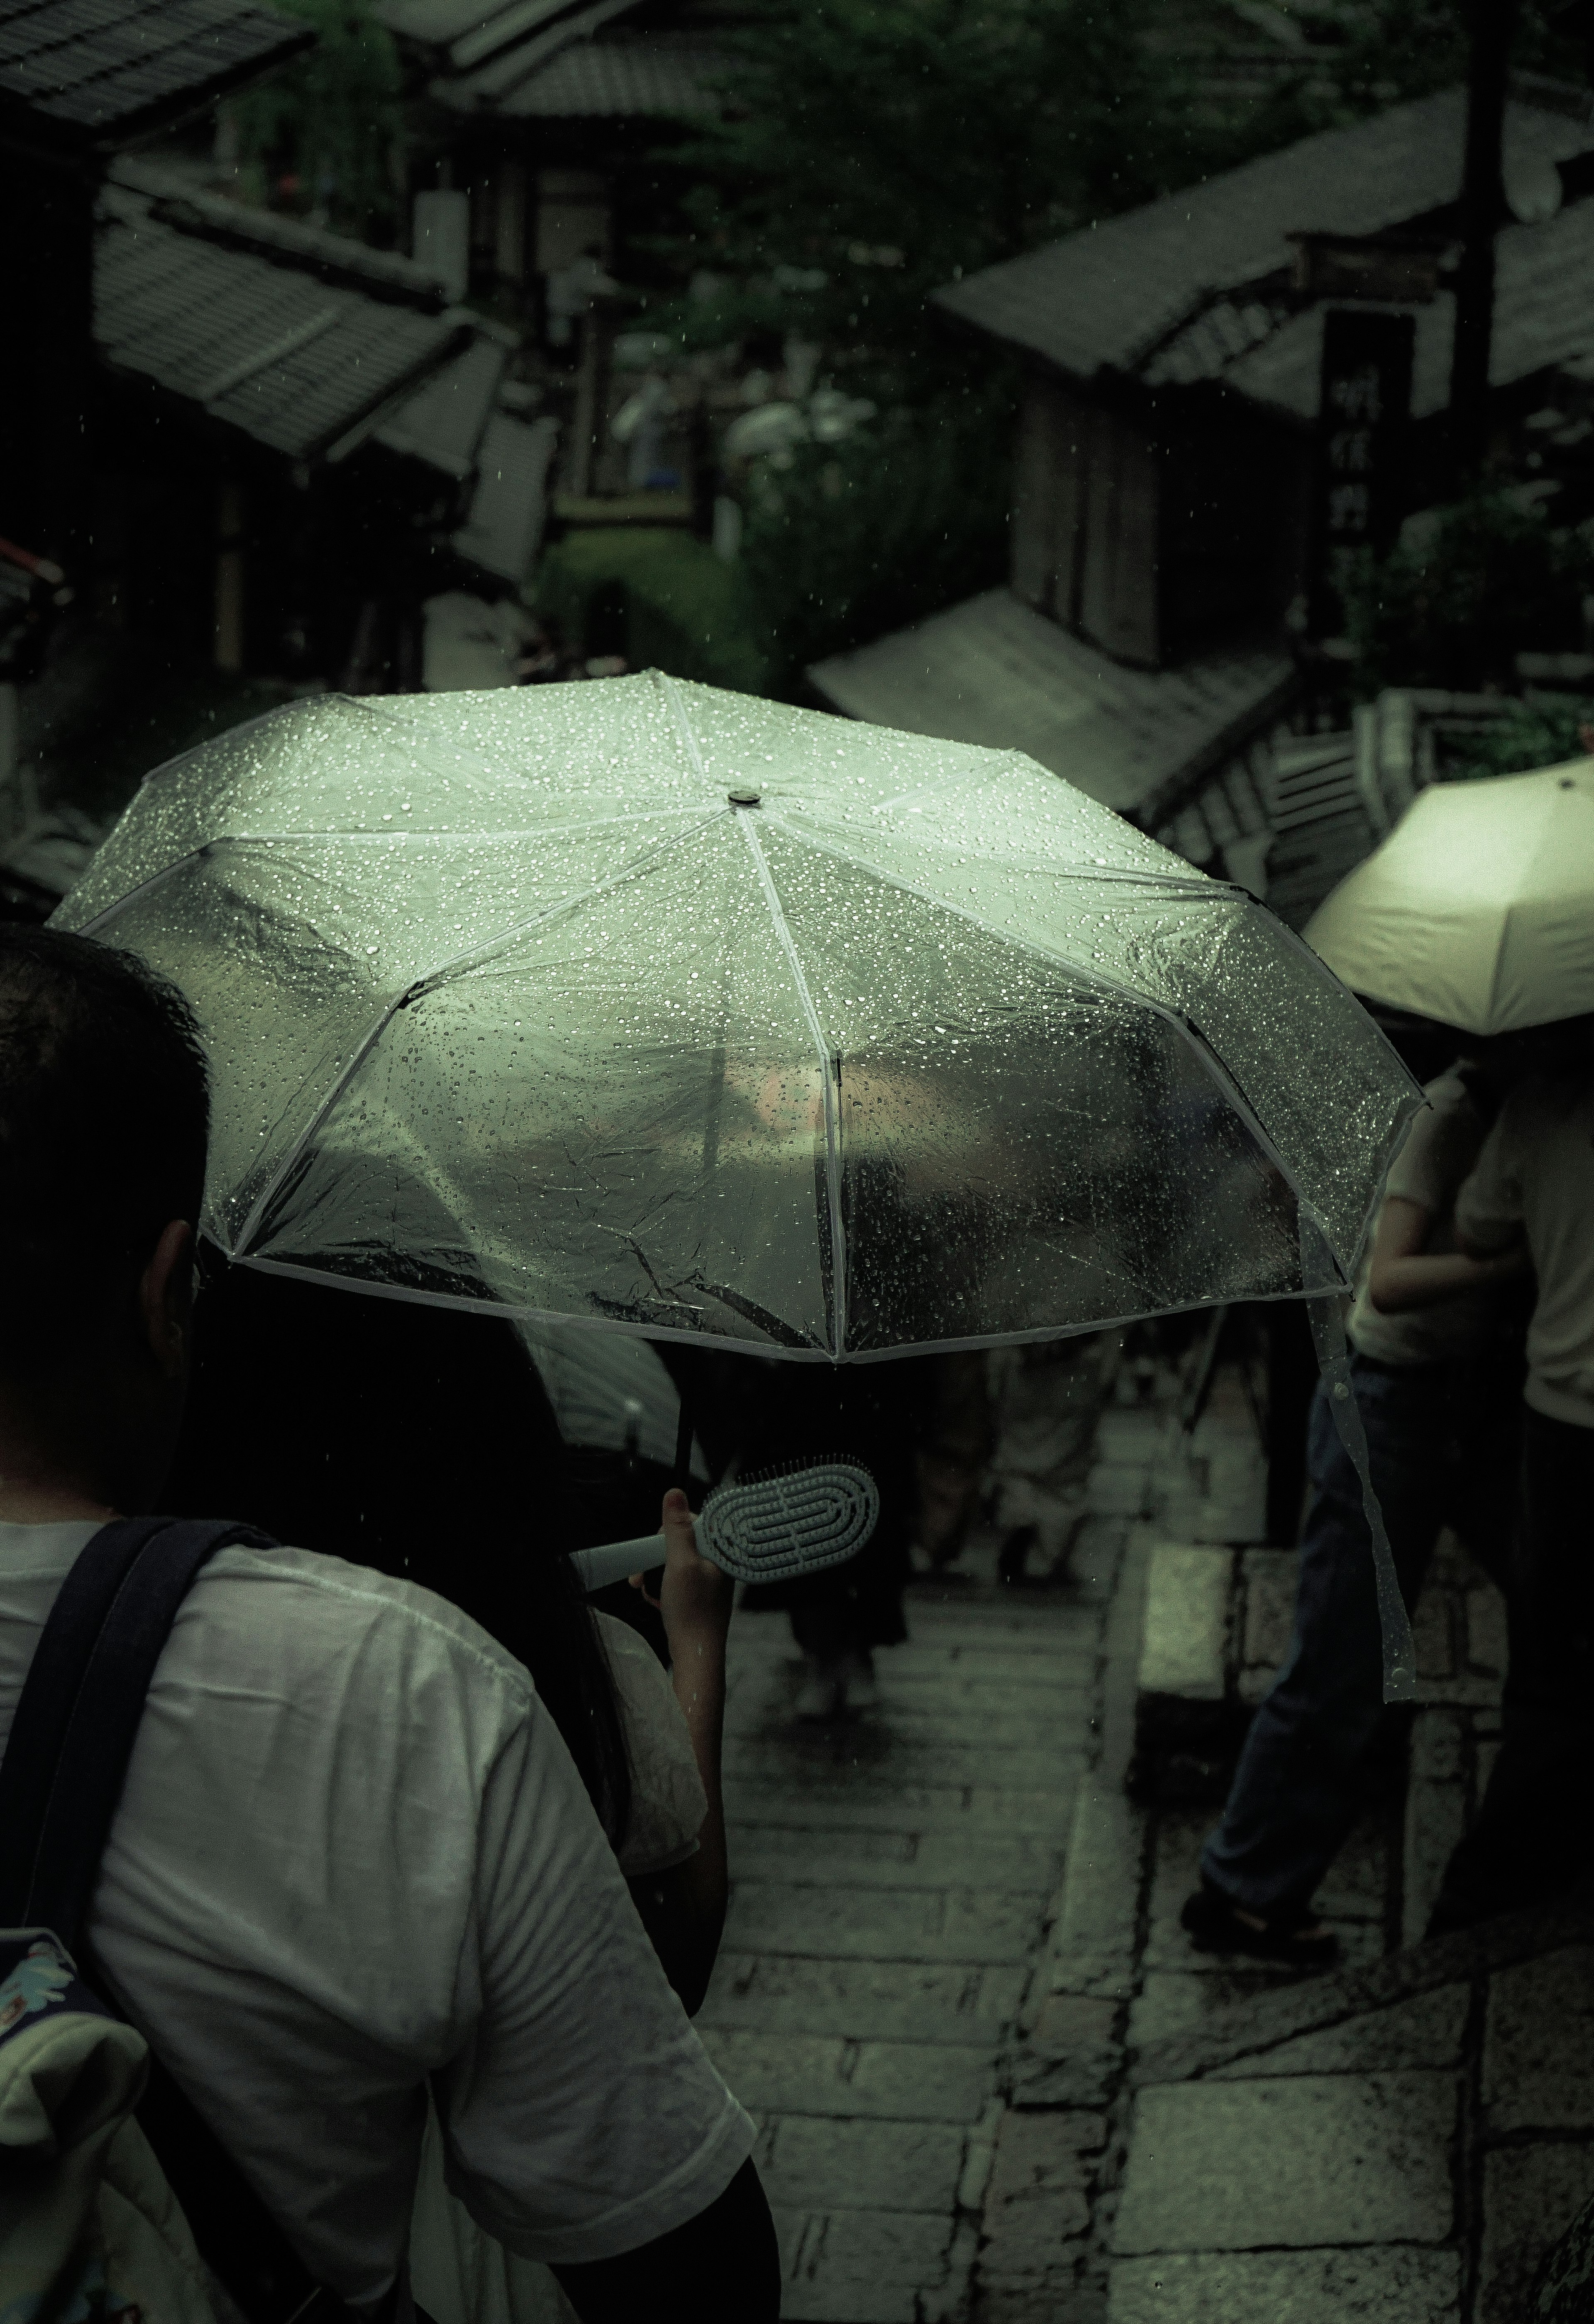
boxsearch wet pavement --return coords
[697,1353,1594,2323]
[700,1520,1132,2322]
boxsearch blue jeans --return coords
[1201,1353,1518,1918]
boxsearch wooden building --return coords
[0,0,318,574]
[93,154,555,682]
[812,86,1594,870]
[376,0,733,319]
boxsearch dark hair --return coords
[0,927,209,1369]
[165,1265,634,1846]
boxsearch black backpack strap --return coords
[0,1516,275,1939]
[0,1514,375,2324]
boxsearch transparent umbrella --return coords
[59,672,1416,1358]
[58,673,1426,1689]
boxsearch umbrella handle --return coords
[571,1533,686,1592]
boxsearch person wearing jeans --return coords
[1185,1055,1527,1962]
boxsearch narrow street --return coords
[698,1470,1146,2322]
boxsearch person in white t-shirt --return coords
[0,924,779,2322]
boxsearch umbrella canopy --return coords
[1306,758,1594,1037]
[57,674,1416,1360]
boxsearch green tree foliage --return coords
[1342,490,1594,695]
[235,0,404,240]
[739,396,1011,691]
[1224,0,1590,147]
[660,0,1197,400]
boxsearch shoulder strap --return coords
[0,1517,275,1942]
[0,1515,369,2324]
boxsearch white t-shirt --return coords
[1456,1069,1594,1428]
[592,1611,707,1880]
[0,1524,754,2308]
[1347,1070,1499,1367]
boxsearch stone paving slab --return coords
[1127,1966,1288,2053]
[726,1824,1065,1894]
[1108,2248,1462,2323]
[1113,2074,1457,2253]
[1479,2141,1594,2324]
[1482,1944,1594,2133]
[1131,1901,1594,2092]
[862,1667,1101,1704]
[725,1880,1050,1965]
[701,1955,1028,2046]
[699,2029,996,2123]
[756,2113,968,2212]
[1205,1980,1469,2078]
[774,2207,966,2324]
[728,1737,1085,1795]
[728,1701,1092,1751]
[980,2107,1105,2261]
[1137,1544,1231,1700]
[723,1777,1081,1837]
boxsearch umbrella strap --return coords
[1298,1228,1418,1704]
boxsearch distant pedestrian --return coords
[1428,1020,1594,1934]
[1184,1048,1528,1961]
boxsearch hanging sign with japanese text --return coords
[1308,308,1416,641]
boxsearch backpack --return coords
[0,1516,375,2324]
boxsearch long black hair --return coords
[164,1259,634,1847]
[0,926,208,1372]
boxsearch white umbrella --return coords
[1306,758,1594,1035]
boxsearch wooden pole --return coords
[1448,0,1521,486]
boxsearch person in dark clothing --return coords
[660,1342,932,1720]
[1429,1030,1594,1934]
[1186,1048,1527,1962]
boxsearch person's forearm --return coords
[670,1629,729,1958]
[1369,1246,1521,1314]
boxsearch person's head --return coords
[165,1264,635,1845]
[0,925,208,1511]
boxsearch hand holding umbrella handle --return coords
[569,1461,880,1593]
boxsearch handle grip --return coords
[570,1534,668,1592]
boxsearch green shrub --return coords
[738,396,1011,692]
[1449,696,1594,780]
[534,528,769,695]
[1342,490,1594,697]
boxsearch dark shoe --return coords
[1181,1876,1340,1965]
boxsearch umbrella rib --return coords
[225,805,726,1265]
[652,671,848,1360]
[758,809,1364,1283]
[731,809,848,1360]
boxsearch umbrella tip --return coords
[728,788,762,807]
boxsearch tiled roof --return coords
[376,331,512,476]
[96,177,469,459]
[482,29,723,115]
[934,92,1594,385]
[0,0,313,152]
[110,153,452,302]
[1222,194,1594,423]
[452,411,558,579]
[809,588,1298,824]
[435,0,626,103]
[376,0,572,68]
